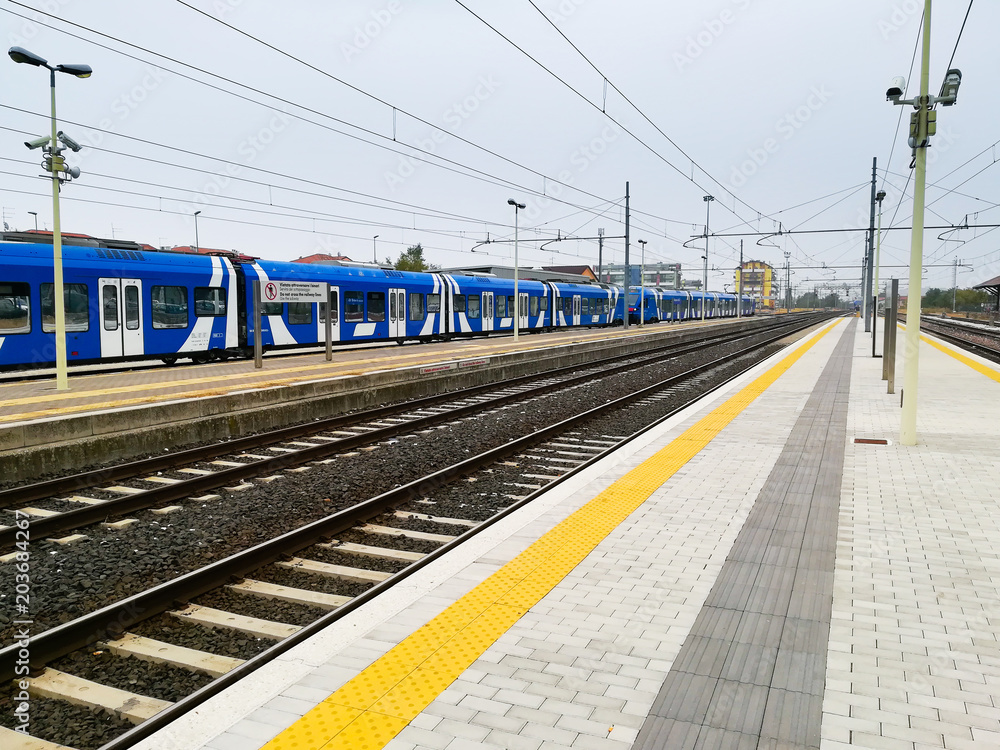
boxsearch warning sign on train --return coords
[264,281,327,303]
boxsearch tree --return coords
[392,243,439,272]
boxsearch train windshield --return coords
[628,293,639,305]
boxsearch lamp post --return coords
[873,189,885,350]
[702,195,714,321]
[194,210,201,253]
[885,0,961,445]
[597,227,604,280]
[508,199,526,340]
[28,211,38,231]
[372,234,379,264]
[637,239,647,325]
[9,46,91,392]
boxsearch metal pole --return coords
[900,0,932,445]
[702,195,713,321]
[887,278,899,393]
[952,256,958,312]
[513,206,519,341]
[623,182,630,330]
[253,280,263,369]
[29,211,37,230]
[597,228,604,281]
[873,190,885,353]
[372,235,379,264]
[49,68,68,391]
[638,239,647,325]
[194,210,200,253]
[325,282,332,361]
[864,157,877,332]
[737,240,743,318]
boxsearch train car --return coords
[551,282,617,328]
[0,240,243,369]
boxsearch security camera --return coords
[57,130,82,152]
[24,135,51,150]
[886,75,906,102]
[939,68,962,106]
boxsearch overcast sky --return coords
[1,0,996,298]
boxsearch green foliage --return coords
[921,287,989,312]
[392,243,439,272]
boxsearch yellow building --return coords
[736,261,776,311]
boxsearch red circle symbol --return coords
[264,282,278,301]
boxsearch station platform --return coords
[0,320,739,479]
[113,318,1000,748]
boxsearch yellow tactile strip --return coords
[260,319,842,750]
[920,333,1000,384]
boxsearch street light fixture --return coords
[637,239,647,325]
[28,211,37,231]
[702,195,714,321]
[507,199,526,340]
[194,210,201,253]
[9,45,92,392]
[373,234,379,264]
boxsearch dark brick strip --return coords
[634,319,855,749]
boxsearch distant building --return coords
[597,262,681,289]
[541,265,597,281]
[293,253,354,264]
[736,261,777,310]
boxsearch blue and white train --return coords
[0,240,753,370]
[623,287,753,324]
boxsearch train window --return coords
[41,283,90,332]
[367,291,385,322]
[409,293,424,321]
[103,286,119,331]
[0,282,30,334]
[563,297,573,316]
[604,299,610,314]
[319,291,339,324]
[288,302,313,325]
[194,287,227,317]
[261,302,283,316]
[540,296,549,311]
[427,293,441,314]
[495,295,506,317]
[467,295,480,319]
[125,286,140,330]
[507,296,515,317]
[529,296,539,316]
[345,291,364,322]
[453,294,466,314]
[150,285,187,329]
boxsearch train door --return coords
[319,285,341,344]
[482,291,494,331]
[518,292,529,331]
[99,277,143,358]
[572,295,581,326]
[388,287,405,337]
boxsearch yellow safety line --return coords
[895,323,1000,384]
[921,334,1000,384]
[261,319,843,750]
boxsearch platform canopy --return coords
[973,274,1000,311]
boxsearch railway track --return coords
[896,313,1000,363]
[0,315,816,550]
[0,313,836,750]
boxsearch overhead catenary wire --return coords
[449,0,778,235]
[1,2,684,229]
[522,0,773,229]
